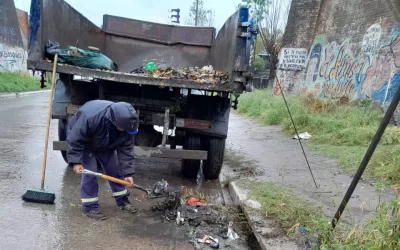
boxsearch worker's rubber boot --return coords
[82,208,107,220]
[118,197,137,214]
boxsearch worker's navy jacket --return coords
[66,100,138,177]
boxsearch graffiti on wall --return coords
[0,44,26,72]
[301,23,400,105]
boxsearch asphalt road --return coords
[0,94,232,250]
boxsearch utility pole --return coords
[194,0,199,26]
[170,8,180,24]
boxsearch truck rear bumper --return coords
[53,141,208,160]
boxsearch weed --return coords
[237,89,400,185]
[248,180,400,249]
[0,72,42,92]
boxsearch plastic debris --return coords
[227,222,239,240]
[245,199,261,209]
[209,236,219,243]
[293,132,312,140]
[201,65,214,71]
[186,197,207,206]
[144,62,156,72]
[176,211,184,225]
[152,179,169,195]
[45,40,118,71]
[210,242,219,248]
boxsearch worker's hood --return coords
[108,102,139,135]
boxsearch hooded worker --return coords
[66,100,139,220]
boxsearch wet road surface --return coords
[224,112,395,224]
[0,94,242,250]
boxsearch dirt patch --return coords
[223,149,265,180]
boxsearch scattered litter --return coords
[152,179,169,195]
[245,199,261,209]
[201,65,214,71]
[209,235,219,243]
[69,203,76,207]
[148,180,170,199]
[186,196,207,206]
[293,132,312,140]
[227,222,239,240]
[176,211,184,225]
[210,241,219,248]
[133,198,142,203]
[254,220,265,227]
[131,65,229,85]
[144,62,156,72]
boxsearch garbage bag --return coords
[45,40,118,71]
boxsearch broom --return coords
[22,54,59,204]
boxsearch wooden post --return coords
[162,108,170,148]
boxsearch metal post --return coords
[195,0,199,26]
[162,108,170,148]
[332,84,400,229]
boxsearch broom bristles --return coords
[22,190,55,204]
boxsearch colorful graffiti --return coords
[302,23,400,105]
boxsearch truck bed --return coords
[28,59,234,92]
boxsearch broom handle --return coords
[40,54,58,189]
[100,174,131,187]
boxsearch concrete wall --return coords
[275,0,400,107]
[16,8,29,50]
[0,0,27,72]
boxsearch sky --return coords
[13,0,243,32]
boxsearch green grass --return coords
[0,72,41,92]
[237,90,400,185]
[249,181,400,249]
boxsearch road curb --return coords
[0,90,50,100]
[228,180,297,250]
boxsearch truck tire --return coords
[58,119,68,163]
[203,138,225,180]
[181,135,201,178]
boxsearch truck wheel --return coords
[181,135,201,178]
[203,138,225,180]
[58,119,68,163]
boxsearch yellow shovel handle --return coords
[100,174,131,187]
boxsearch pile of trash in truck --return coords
[45,40,230,85]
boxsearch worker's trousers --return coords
[81,150,130,211]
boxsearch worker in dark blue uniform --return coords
[66,100,139,220]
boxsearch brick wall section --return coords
[275,0,400,106]
[282,0,322,48]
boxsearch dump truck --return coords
[27,0,258,179]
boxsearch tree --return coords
[259,0,291,78]
[186,0,214,27]
[237,0,291,78]
[237,0,269,21]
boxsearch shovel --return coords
[80,169,150,195]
